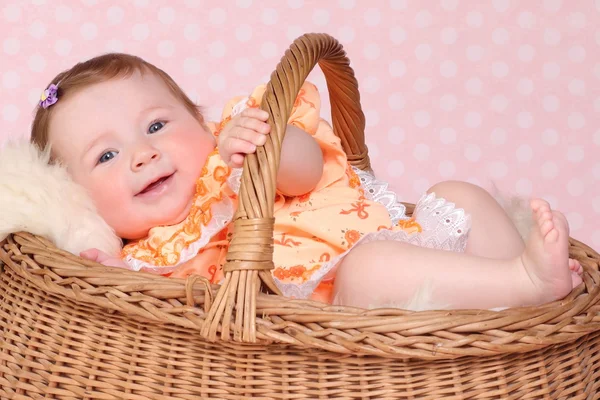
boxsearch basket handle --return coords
[201,33,369,342]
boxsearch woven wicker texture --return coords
[1,33,600,399]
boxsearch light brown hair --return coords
[31,53,203,151]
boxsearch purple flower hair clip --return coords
[40,84,59,109]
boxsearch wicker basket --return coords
[2,33,600,399]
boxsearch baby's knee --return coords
[427,180,491,204]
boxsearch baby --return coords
[31,53,582,310]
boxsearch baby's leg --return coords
[427,181,524,259]
[333,199,582,310]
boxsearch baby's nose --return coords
[132,148,160,170]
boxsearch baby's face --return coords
[48,72,216,239]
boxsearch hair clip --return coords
[40,84,59,109]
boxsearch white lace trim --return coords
[273,192,472,300]
[352,167,408,224]
[123,197,235,273]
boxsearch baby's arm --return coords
[219,108,323,196]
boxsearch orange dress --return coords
[122,83,471,303]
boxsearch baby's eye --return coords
[98,151,117,164]
[148,121,165,134]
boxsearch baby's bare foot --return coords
[518,199,582,305]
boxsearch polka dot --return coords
[544,195,559,209]
[388,93,405,110]
[414,111,431,128]
[237,0,253,7]
[32,0,45,4]
[492,62,509,78]
[518,11,536,29]
[157,40,175,58]
[413,178,431,195]
[542,129,559,146]
[208,73,226,92]
[568,79,586,97]
[515,179,533,196]
[132,24,150,41]
[365,110,380,127]
[233,58,252,76]
[568,12,586,29]
[567,178,585,197]
[105,39,123,52]
[466,11,483,28]
[440,94,457,111]
[593,163,600,180]
[414,78,432,94]
[108,6,125,24]
[594,196,600,213]
[544,0,562,12]
[80,22,98,40]
[491,128,507,145]
[594,130,600,146]
[387,160,405,178]
[415,44,432,61]
[387,127,405,144]
[415,10,433,28]
[568,45,586,63]
[542,62,560,79]
[464,144,481,162]
[54,39,72,56]
[3,4,21,22]
[29,21,46,39]
[364,43,380,60]
[517,45,535,62]
[235,24,253,42]
[515,144,533,163]
[389,60,406,77]
[81,0,97,5]
[28,53,46,72]
[568,112,585,130]
[363,76,380,93]
[517,112,534,128]
[390,0,407,10]
[364,8,381,26]
[466,45,484,62]
[492,0,510,12]
[544,28,561,46]
[541,161,558,179]
[542,95,560,112]
[183,24,203,42]
[440,128,456,144]
[2,104,19,122]
[595,97,600,112]
[439,161,456,178]
[134,0,149,6]
[184,0,202,7]
[2,71,19,89]
[413,143,431,161]
[313,9,330,26]
[286,26,303,42]
[208,41,226,58]
[441,0,458,11]
[490,95,509,113]
[338,26,355,43]
[595,64,600,80]
[55,5,72,23]
[465,112,482,128]
[390,26,406,44]
[466,78,483,95]
[488,161,508,179]
[367,142,380,158]
[260,42,277,58]
[440,60,458,77]
[517,78,534,95]
[441,27,458,44]
[158,6,175,24]
[209,8,226,25]
[183,57,203,75]
[491,28,509,45]
[566,145,584,163]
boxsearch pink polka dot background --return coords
[1,0,599,249]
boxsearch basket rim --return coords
[2,231,600,360]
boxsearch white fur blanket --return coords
[0,140,121,256]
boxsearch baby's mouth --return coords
[137,173,174,196]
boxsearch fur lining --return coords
[0,140,121,256]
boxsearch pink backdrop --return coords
[1,0,599,250]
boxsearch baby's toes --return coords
[569,258,583,275]
[531,198,550,213]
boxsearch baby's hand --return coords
[218,108,271,168]
[80,248,130,269]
